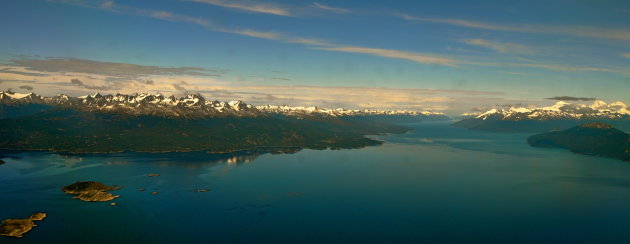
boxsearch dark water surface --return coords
[1,122,629,243]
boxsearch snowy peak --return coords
[0,91,259,118]
[590,100,607,109]
[464,100,630,121]
[541,101,569,112]
[256,104,447,118]
[228,100,252,111]
[0,91,447,119]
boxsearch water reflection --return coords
[372,121,544,157]
[2,123,630,243]
[0,147,304,172]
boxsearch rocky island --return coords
[0,213,47,238]
[62,181,121,202]
[527,122,630,161]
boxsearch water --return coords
[1,121,630,243]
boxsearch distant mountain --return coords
[0,91,260,118]
[453,100,630,132]
[256,105,448,120]
[0,91,447,153]
[527,122,630,161]
[0,91,448,120]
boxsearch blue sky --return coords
[0,0,628,114]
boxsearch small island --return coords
[62,181,121,202]
[527,122,630,161]
[0,213,47,238]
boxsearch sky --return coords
[0,0,628,115]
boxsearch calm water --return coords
[1,122,630,243]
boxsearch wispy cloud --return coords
[499,71,530,76]
[11,58,222,78]
[57,1,461,67]
[312,2,349,14]
[2,60,511,113]
[546,96,596,101]
[100,0,114,9]
[465,60,613,73]
[232,29,283,40]
[313,46,459,66]
[622,53,630,58]
[18,85,34,91]
[396,13,515,31]
[70,78,112,90]
[0,68,50,77]
[396,12,630,41]
[182,0,292,16]
[3,56,570,114]
[271,77,291,81]
[460,39,535,55]
[182,0,352,17]
[0,58,229,95]
[172,80,191,95]
[48,1,624,74]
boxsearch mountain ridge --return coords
[0,91,435,154]
[0,91,448,120]
[461,100,629,121]
[453,100,630,133]
[527,122,630,161]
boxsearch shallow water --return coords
[1,121,630,243]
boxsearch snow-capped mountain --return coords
[256,105,446,117]
[0,91,447,119]
[462,100,630,121]
[1,91,259,118]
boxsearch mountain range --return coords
[454,100,630,132]
[0,91,447,154]
[0,91,447,120]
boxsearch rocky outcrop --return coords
[0,213,47,238]
[62,181,121,202]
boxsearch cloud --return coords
[499,71,530,76]
[312,2,349,14]
[182,0,292,16]
[460,39,535,55]
[0,68,50,77]
[232,29,283,40]
[107,3,616,72]
[45,1,625,74]
[100,1,113,9]
[18,85,34,91]
[136,79,155,85]
[249,93,279,102]
[463,60,613,73]
[271,77,291,81]
[313,46,459,66]
[546,96,596,101]
[70,79,111,90]
[396,12,630,41]
[622,53,630,58]
[172,81,192,95]
[47,1,464,68]
[182,0,350,17]
[3,64,519,115]
[11,58,220,78]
